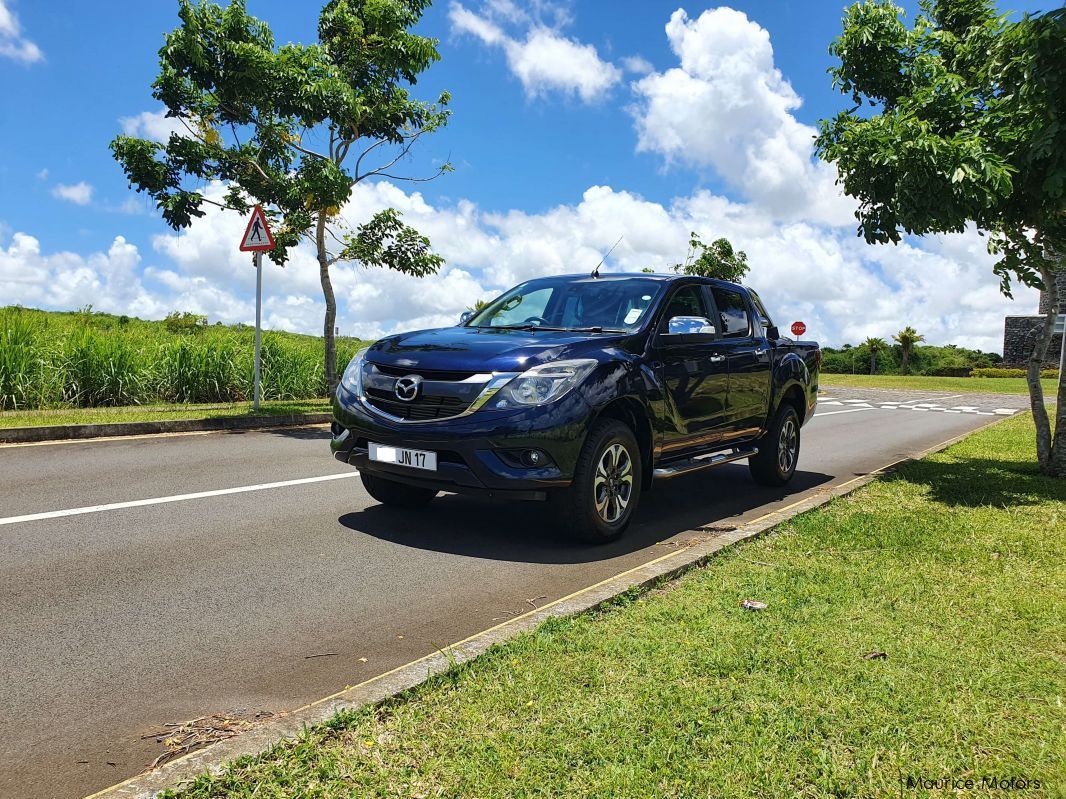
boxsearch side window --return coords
[661,285,708,324]
[749,290,774,334]
[711,288,751,338]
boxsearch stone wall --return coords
[1003,316,1064,368]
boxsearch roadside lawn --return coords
[0,399,330,429]
[820,373,1056,395]
[167,414,1065,799]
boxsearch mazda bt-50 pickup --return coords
[332,273,820,543]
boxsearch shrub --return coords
[163,311,209,333]
[971,367,1060,379]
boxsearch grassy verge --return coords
[821,372,1056,395]
[0,399,330,429]
[166,414,1065,799]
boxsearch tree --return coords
[893,326,926,374]
[466,298,490,312]
[112,0,451,393]
[816,0,1066,475]
[674,233,750,283]
[863,337,887,374]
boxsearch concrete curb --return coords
[0,413,332,444]
[84,416,1012,799]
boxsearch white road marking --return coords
[814,407,880,417]
[994,409,1017,415]
[820,400,844,406]
[0,472,361,527]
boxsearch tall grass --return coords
[0,307,367,411]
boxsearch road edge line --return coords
[0,413,332,446]
[81,414,1017,799]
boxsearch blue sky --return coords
[0,0,1051,350]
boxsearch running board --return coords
[653,447,758,479]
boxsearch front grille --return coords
[364,387,471,421]
[371,363,481,382]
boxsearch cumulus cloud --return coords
[52,182,94,206]
[631,8,851,225]
[0,0,42,64]
[119,109,189,143]
[449,1,621,103]
[0,177,1038,352]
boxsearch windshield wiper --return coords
[479,324,570,332]
[560,326,628,334]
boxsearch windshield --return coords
[466,277,664,332]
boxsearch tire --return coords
[553,419,642,544]
[749,404,801,487]
[361,472,438,508]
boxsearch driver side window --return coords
[661,285,708,325]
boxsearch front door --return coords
[655,284,731,456]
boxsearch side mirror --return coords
[667,316,716,335]
[660,315,716,344]
[459,310,474,325]
[766,324,779,340]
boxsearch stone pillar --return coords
[1037,265,1066,314]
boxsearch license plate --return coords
[368,443,437,472]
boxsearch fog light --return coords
[522,449,546,467]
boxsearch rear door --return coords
[708,285,772,437]
[654,283,732,456]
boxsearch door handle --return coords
[753,348,767,357]
[709,355,726,363]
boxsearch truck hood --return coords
[366,326,629,373]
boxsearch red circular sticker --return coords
[790,321,806,337]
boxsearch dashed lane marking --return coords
[0,472,361,527]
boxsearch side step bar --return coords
[653,447,758,480]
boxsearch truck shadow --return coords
[338,465,834,564]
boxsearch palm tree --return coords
[863,337,888,375]
[467,298,491,312]
[892,326,926,374]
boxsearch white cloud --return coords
[52,182,94,206]
[621,55,654,75]
[0,178,1038,353]
[119,109,188,143]
[0,0,42,64]
[631,7,851,226]
[449,2,621,103]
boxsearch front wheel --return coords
[360,472,438,508]
[749,405,801,487]
[553,419,642,544]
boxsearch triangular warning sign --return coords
[239,205,276,252]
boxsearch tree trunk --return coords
[870,352,877,375]
[316,212,339,396]
[1027,261,1059,476]
[901,347,909,375]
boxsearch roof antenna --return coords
[591,235,624,279]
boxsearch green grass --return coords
[821,372,1057,395]
[165,414,1065,799]
[0,306,367,410]
[0,399,329,429]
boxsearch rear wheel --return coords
[360,472,438,508]
[554,419,642,544]
[749,404,801,486]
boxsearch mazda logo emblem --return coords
[394,375,423,402]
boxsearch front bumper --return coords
[331,384,593,500]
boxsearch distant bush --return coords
[971,367,1060,379]
[821,341,1001,376]
[163,311,209,333]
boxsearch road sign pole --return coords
[253,251,263,411]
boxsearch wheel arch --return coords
[593,396,655,490]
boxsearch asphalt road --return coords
[0,388,1029,799]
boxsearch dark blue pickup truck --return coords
[332,273,819,543]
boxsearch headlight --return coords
[493,359,597,408]
[340,348,368,396]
